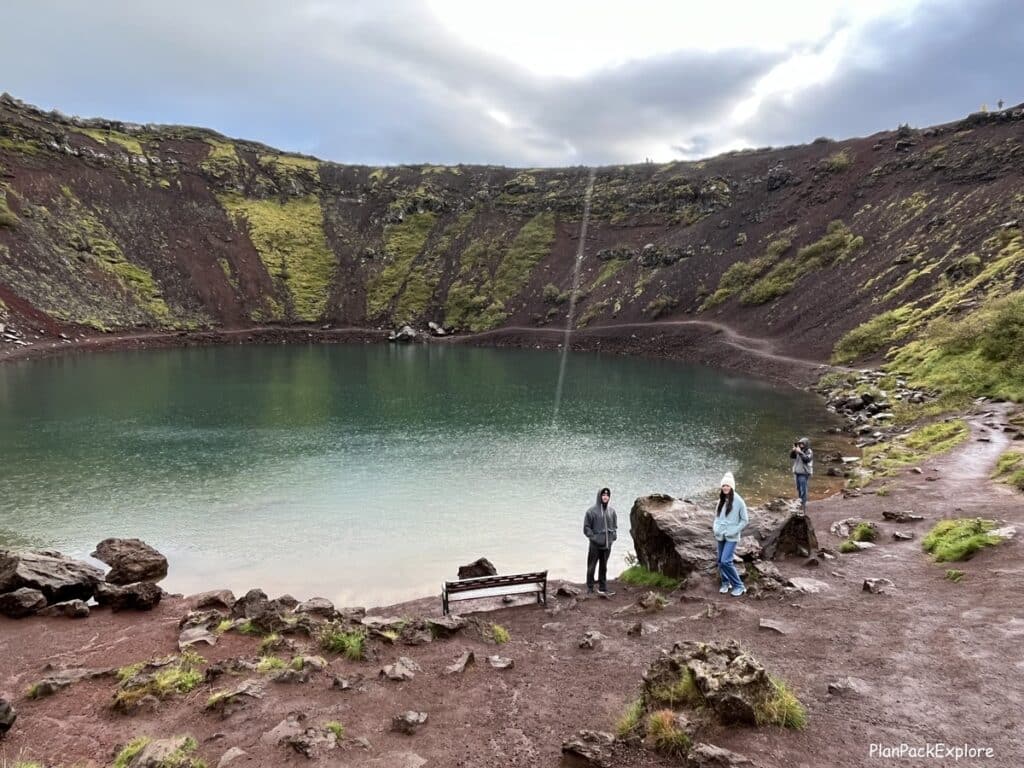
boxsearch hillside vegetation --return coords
[2,94,1024,405]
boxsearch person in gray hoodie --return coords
[584,487,618,595]
[790,437,814,514]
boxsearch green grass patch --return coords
[0,192,18,228]
[590,258,628,291]
[256,656,286,673]
[945,569,965,582]
[618,565,682,590]
[754,676,807,729]
[236,620,262,636]
[77,127,145,156]
[489,623,510,644]
[113,653,204,712]
[701,237,791,310]
[743,221,862,305]
[112,736,152,768]
[646,709,691,757]
[615,697,645,737]
[490,212,556,307]
[258,633,282,654]
[214,619,234,634]
[324,721,345,739]
[922,518,1003,562]
[839,540,860,553]
[861,419,968,478]
[219,193,335,322]
[993,450,1024,491]
[320,627,366,660]
[644,294,678,319]
[832,305,917,363]
[851,522,878,542]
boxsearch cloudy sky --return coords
[1,0,1021,166]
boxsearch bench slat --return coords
[446,583,543,601]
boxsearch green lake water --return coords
[0,344,844,605]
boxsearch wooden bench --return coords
[442,570,547,615]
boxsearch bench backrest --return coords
[444,571,546,595]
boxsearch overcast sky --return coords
[1,0,1021,167]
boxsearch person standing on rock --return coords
[713,472,749,597]
[584,487,617,596]
[790,437,814,514]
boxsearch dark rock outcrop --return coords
[458,557,497,578]
[91,538,168,584]
[761,514,819,559]
[37,599,90,618]
[0,697,16,736]
[0,550,103,604]
[0,587,47,618]
[561,730,614,767]
[94,581,163,611]
[231,588,285,633]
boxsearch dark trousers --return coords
[587,542,611,591]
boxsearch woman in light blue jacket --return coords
[712,472,748,597]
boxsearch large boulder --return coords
[95,581,163,611]
[0,587,47,618]
[91,538,168,584]
[629,496,717,579]
[0,549,103,604]
[644,640,781,726]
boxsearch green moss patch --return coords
[861,420,968,479]
[320,626,366,660]
[367,211,437,318]
[743,221,862,305]
[220,193,335,321]
[922,518,1004,562]
[701,237,792,310]
[113,653,205,712]
[646,709,691,757]
[832,306,917,363]
[755,676,808,729]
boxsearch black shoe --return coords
[586,586,595,594]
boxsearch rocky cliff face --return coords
[1,93,1022,366]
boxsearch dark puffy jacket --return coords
[584,490,618,549]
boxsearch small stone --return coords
[863,578,896,594]
[758,618,791,634]
[828,676,871,696]
[391,711,428,735]
[380,657,420,682]
[443,650,475,675]
[786,577,830,594]
[578,631,607,649]
[487,655,514,669]
[893,531,915,541]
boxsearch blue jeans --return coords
[795,473,809,506]
[716,539,743,590]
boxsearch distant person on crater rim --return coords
[791,437,814,514]
[583,487,617,596]
[713,472,748,597]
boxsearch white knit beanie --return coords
[720,472,736,490]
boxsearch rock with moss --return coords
[121,735,203,768]
[0,696,15,736]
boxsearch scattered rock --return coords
[0,697,15,736]
[391,711,428,735]
[487,655,514,669]
[758,618,791,635]
[0,587,47,618]
[216,747,247,768]
[444,650,475,675]
[388,325,418,342]
[637,591,668,611]
[457,557,497,578]
[178,625,218,650]
[230,589,285,633]
[188,589,235,611]
[863,578,896,594]
[91,538,168,584]
[261,714,306,745]
[827,676,871,697]
[882,511,925,523]
[294,596,336,617]
[686,742,757,767]
[270,668,310,684]
[380,657,420,681]
[425,614,468,638]
[37,599,90,618]
[893,531,915,541]
[630,495,718,578]
[627,621,659,636]
[561,730,615,767]
[556,584,581,597]
[579,630,608,649]
[206,679,264,717]
[830,518,863,538]
[786,577,830,594]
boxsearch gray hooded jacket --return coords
[791,438,814,476]
[584,490,618,550]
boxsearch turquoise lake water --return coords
[0,344,843,605]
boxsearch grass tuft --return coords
[615,697,645,737]
[324,721,345,740]
[945,569,965,582]
[646,709,691,756]
[922,518,1003,562]
[618,565,681,590]
[320,626,367,660]
[754,676,807,729]
[489,623,510,644]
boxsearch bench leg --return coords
[442,591,449,616]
